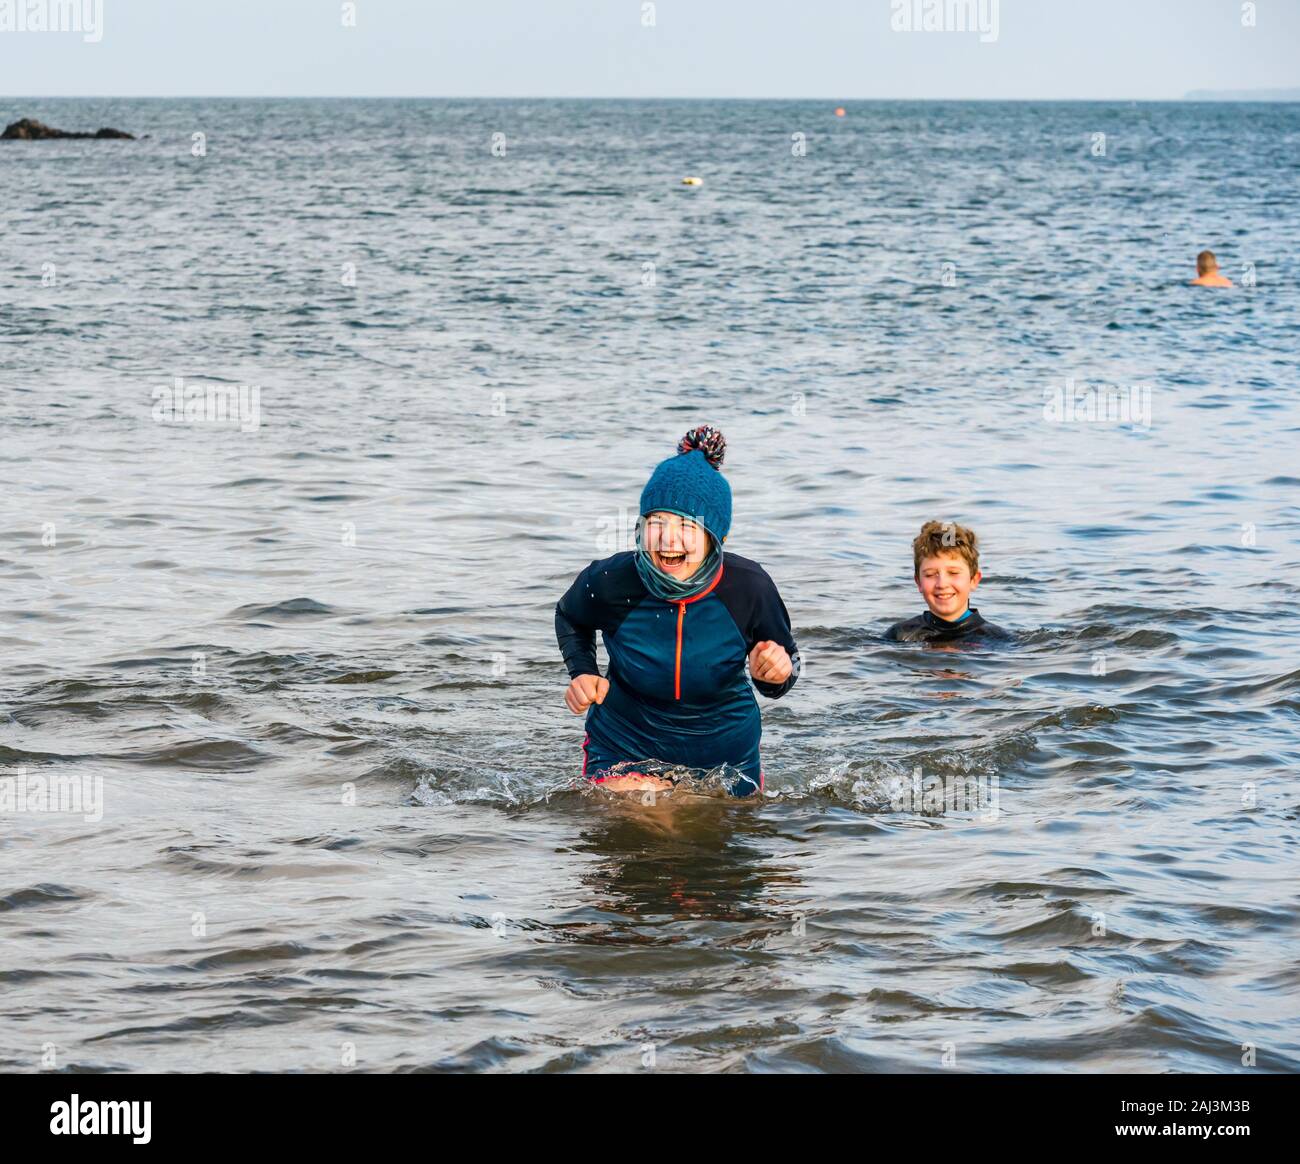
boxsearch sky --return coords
[0,0,1298,100]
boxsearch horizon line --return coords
[5,93,1299,103]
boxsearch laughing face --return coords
[642,511,711,580]
[916,551,981,621]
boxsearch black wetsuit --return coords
[884,607,1008,643]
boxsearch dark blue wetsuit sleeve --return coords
[716,556,801,700]
[555,564,601,678]
[749,581,800,699]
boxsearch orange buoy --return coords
[835,107,846,117]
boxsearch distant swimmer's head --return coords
[1191,248,1233,287]
[912,520,982,622]
[636,426,730,591]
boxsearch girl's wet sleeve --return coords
[555,564,601,678]
[751,575,800,699]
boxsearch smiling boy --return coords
[884,520,1008,643]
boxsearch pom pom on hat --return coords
[677,425,726,469]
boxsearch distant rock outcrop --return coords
[1,118,135,140]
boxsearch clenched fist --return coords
[565,673,610,714]
[748,640,792,684]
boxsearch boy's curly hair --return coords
[912,520,980,579]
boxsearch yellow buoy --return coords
[681,176,703,186]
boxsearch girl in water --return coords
[555,426,799,796]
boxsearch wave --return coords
[226,598,341,623]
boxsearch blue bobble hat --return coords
[634,426,731,602]
[639,426,731,540]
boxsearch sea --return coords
[1,97,1297,1072]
